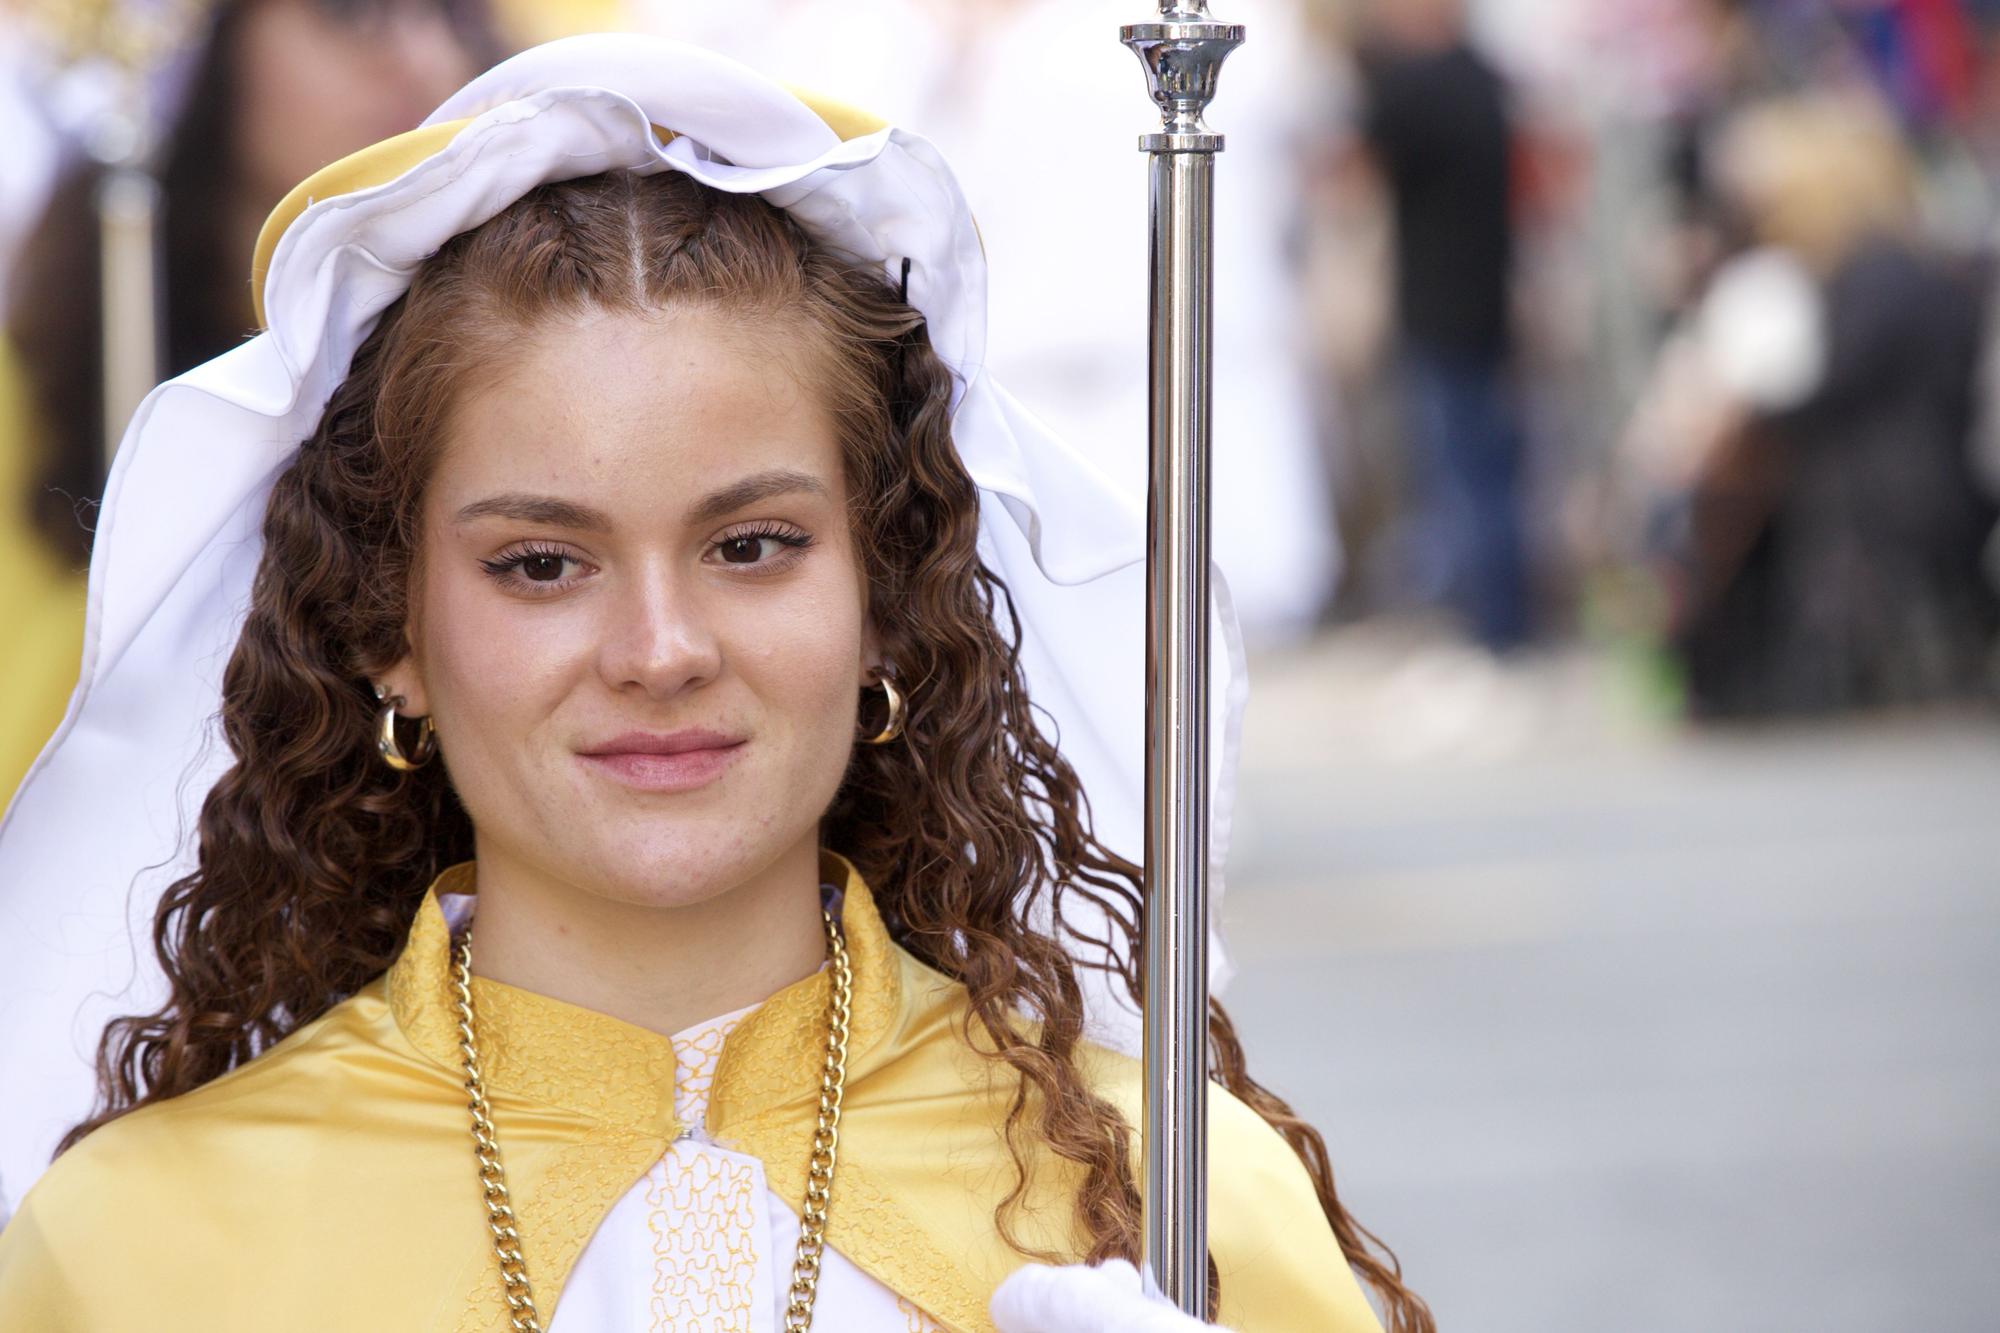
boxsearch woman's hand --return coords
[990,1258,1235,1332]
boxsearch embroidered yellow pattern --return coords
[897,1294,950,1332]
[675,1016,737,1125]
[405,866,995,1332]
[644,1149,761,1330]
[642,1011,761,1332]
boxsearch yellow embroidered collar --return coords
[383,849,901,1140]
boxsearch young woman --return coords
[0,36,1429,1332]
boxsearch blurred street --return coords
[1222,625,2000,1330]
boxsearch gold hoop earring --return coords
[861,676,906,745]
[374,686,437,771]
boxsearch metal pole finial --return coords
[1122,4,1245,151]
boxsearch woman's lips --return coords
[575,732,746,793]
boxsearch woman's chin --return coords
[557,828,799,911]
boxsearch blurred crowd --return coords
[4,0,1999,812]
[1308,0,2000,722]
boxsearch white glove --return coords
[989,1258,1235,1333]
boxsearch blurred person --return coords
[1356,0,1531,653]
[1622,93,2000,717]
[644,0,1343,645]
[917,0,1341,645]
[0,0,492,811]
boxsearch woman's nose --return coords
[595,564,721,700]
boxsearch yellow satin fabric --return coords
[0,853,1382,1332]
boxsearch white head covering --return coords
[0,34,1246,1212]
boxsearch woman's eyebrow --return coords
[452,493,613,530]
[686,468,828,526]
[452,470,827,532]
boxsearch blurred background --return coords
[1,0,1995,1326]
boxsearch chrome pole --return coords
[1121,2,1242,1316]
[23,0,189,471]
[96,159,163,470]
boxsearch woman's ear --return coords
[372,654,432,718]
[858,618,887,687]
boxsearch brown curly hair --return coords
[60,168,1429,1330]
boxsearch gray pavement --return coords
[1217,627,2000,1332]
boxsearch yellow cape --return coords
[0,853,1381,1331]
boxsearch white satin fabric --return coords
[0,34,1246,1214]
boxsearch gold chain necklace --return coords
[450,908,854,1333]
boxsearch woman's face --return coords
[233,0,478,205]
[379,305,877,909]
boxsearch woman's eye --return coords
[480,546,588,590]
[710,527,814,568]
[519,553,569,580]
